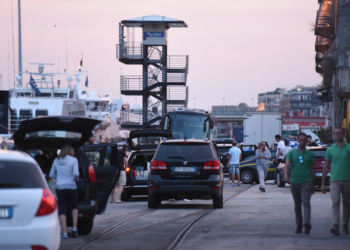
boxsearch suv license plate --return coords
[0,207,13,219]
[174,167,195,172]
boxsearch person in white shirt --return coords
[274,134,285,184]
[226,141,242,187]
[281,140,292,160]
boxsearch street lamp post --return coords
[193,97,196,108]
[222,98,225,115]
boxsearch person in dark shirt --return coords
[307,135,319,146]
[110,145,128,203]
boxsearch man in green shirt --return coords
[321,127,350,236]
[284,132,315,234]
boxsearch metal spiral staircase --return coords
[116,15,189,129]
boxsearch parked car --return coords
[148,139,224,209]
[240,144,257,161]
[276,146,330,187]
[0,150,60,250]
[239,150,277,184]
[13,116,120,235]
[121,129,173,201]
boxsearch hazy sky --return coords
[0,0,321,110]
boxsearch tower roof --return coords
[121,14,187,28]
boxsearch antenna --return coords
[11,0,16,89]
[65,22,68,85]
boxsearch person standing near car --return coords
[284,133,315,234]
[255,141,271,192]
[49,144,80,239]
[281,140,292,160]
[321,127,350,236]
[227,141,242,187]
[110,144,128,203]
[274,135,285,184]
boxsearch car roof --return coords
[0,150,37,163]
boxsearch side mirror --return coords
[209,118,214,129]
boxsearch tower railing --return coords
[117,42,143,59]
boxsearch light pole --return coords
[222,98,225,115]
[193,97,196,108]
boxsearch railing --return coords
[120,101,163,127]
[315,10,335,38]
[10,115,31,131]
[120,75,143,91]
[167,55,189,71]
[167,86,188,101]
[315,52,325,63]
[315,36,331,53]
[116,42,143,60]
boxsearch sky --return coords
[0,0,322,110]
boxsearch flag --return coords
[29,75,41,95]
[85,75,89,87]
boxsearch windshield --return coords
[218,147,230,154]
[87,102,108,112]
[25,130,82,140]
[131,136,167,148]
[312,150,326,158]
[165,113,209,140]
[155,144,215,161]
[0,161,46,189]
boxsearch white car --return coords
[0,150,60,250]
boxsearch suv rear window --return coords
[155,144,215,161]
[312,150,326,158]
[0,161,46,189]
[25,130,82,139]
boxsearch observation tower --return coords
[117,15,189,128]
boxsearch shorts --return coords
[229,164,240,175]
[118,171,126,186]
[56,189,78,215]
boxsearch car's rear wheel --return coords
[213,193,223,209]
[241,169,254,184]
[121,191,131,201]
[78,220,93,235]
[148,194,159,208]
[277,171,285,187]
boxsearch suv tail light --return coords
[31,246,48,250]
[203,160,220,170]
[151,160,167,170]
[88,164,96,182]
[35,189,57,217]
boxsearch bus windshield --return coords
[165,113,209,140]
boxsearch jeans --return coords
[257,164,268,188]
[274,159,281,183]
[290,181,313,227]
[330,180,350,225]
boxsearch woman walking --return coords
[50,144,80,239]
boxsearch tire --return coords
[277,171,285,187]
[121,191,131,201]
[78,220,93,235]
[240,169,254,184]
[213,193,223,209]
[148,194,159,209]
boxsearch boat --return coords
[7,63,121,143]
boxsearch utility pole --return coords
[222,98,225,115]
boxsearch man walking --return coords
[255,141,271,192]
[227,141,242,187]
[281,140,292,160]
[275,134,285,184]
[321,127,350,235]
[284,133,315,234]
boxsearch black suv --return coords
[122,129,173,201]
[14,116,120,235]
[147,139,224,209]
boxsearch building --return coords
[314,0,350,134]
[257,85,325,117]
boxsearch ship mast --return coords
[18,0,23,87]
